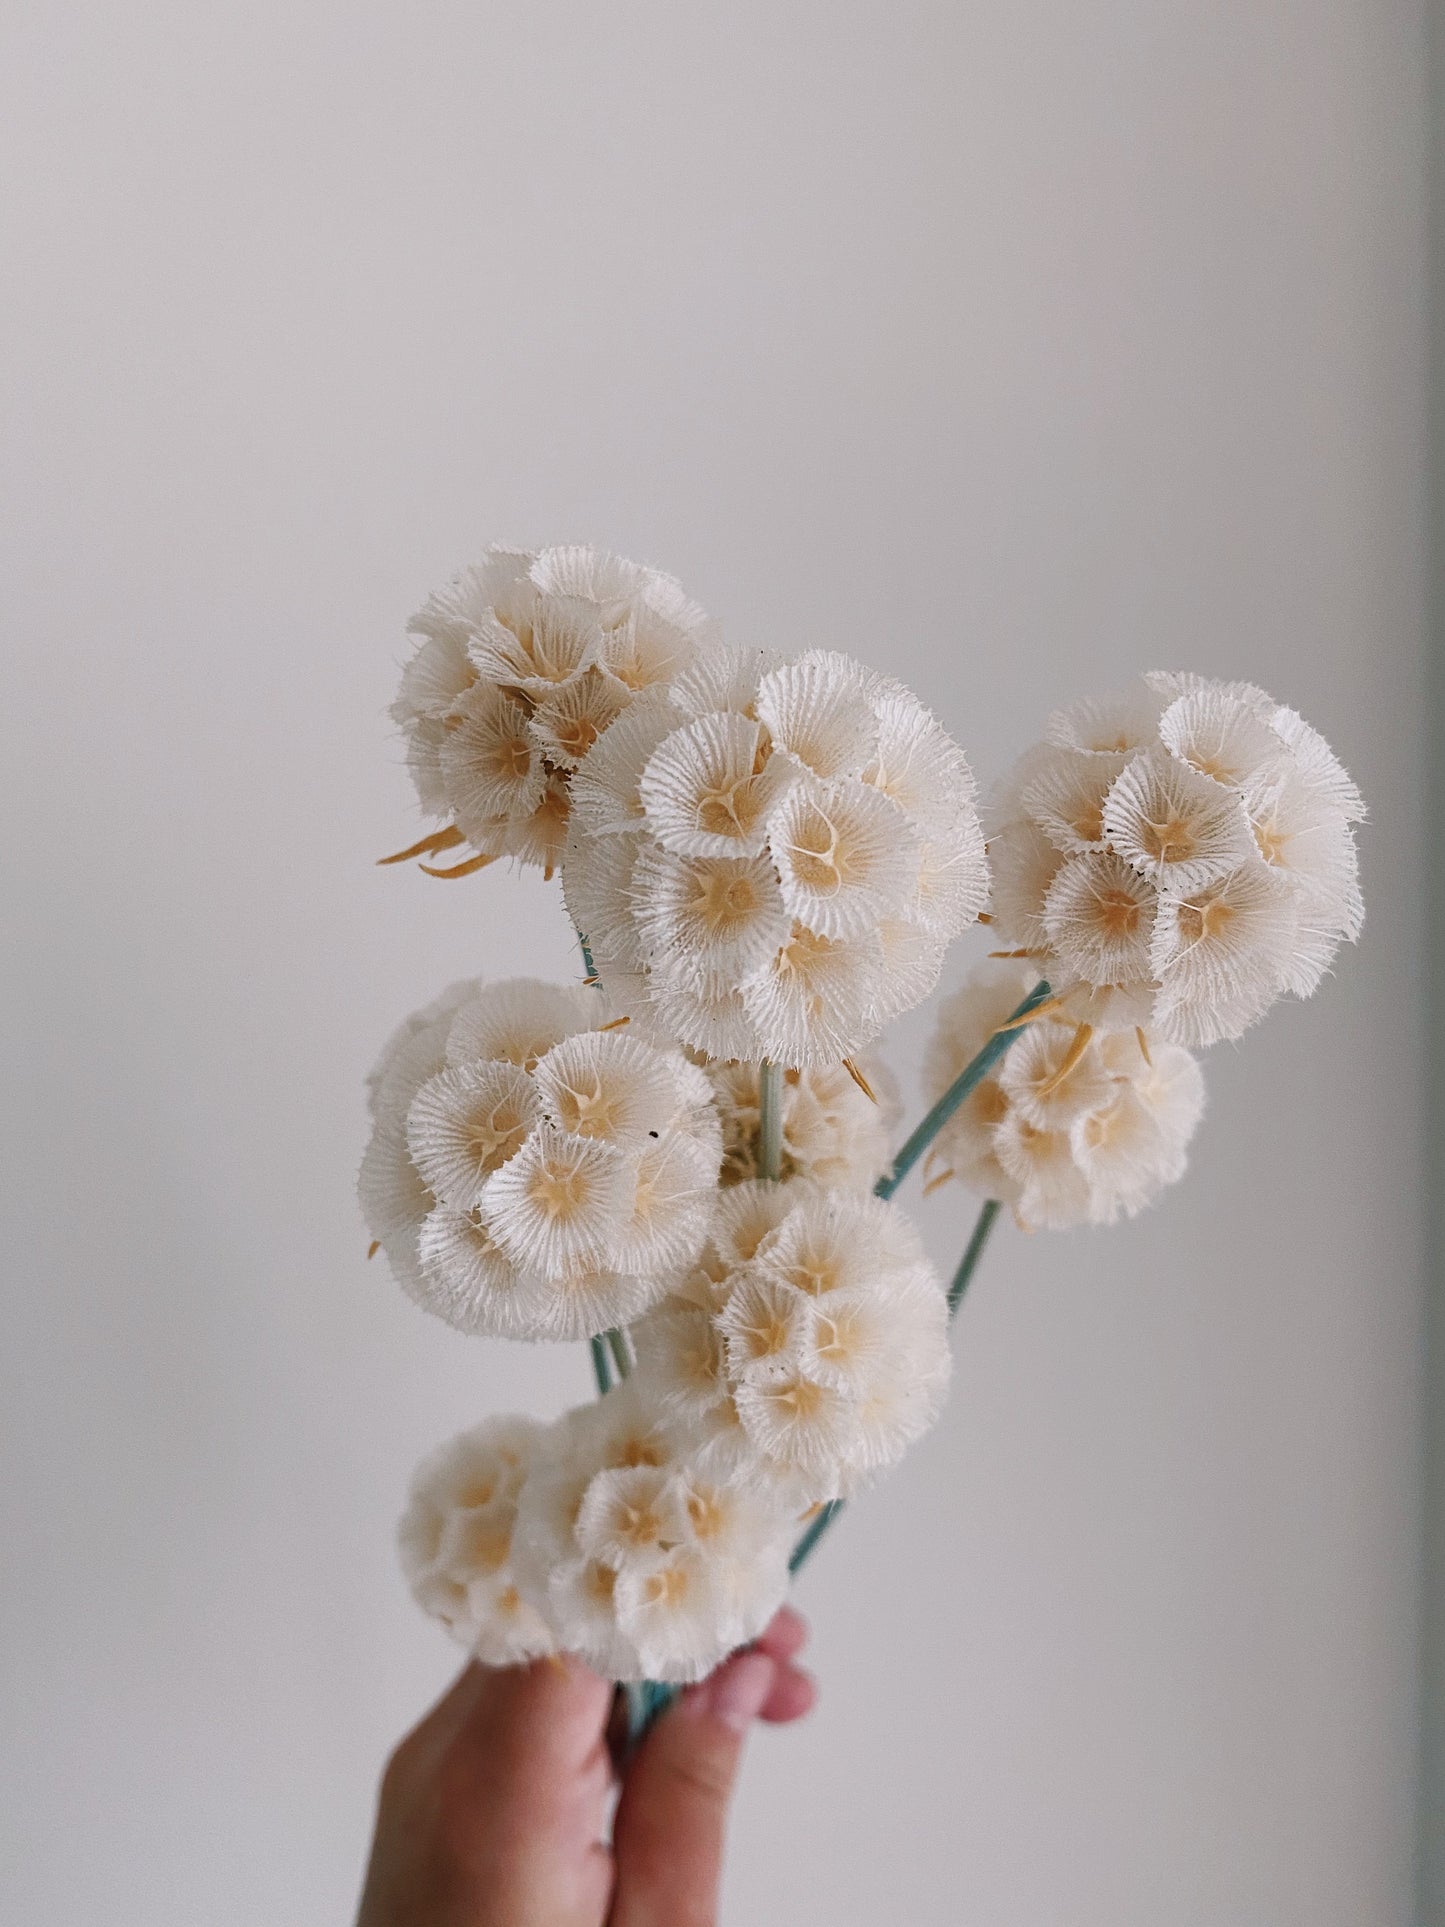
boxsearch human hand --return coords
[356,1606,816,1927]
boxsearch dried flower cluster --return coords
[368,548,1365,1690]
[563,645,990,1065]
[392,547,715,876]
[633,1183,951,1502]
[927,960,1205,1229]
[397,1388,801,1684]
[988,673,1364,1046]
[359,977,722,1339]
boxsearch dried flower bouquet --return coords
[362,545,1365,1737]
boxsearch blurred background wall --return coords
[1,4,1430,1922]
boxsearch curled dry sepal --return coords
[371,548,1366,1687]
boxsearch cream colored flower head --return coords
[635,1180,952,1505]
[704,1054,900,1192]
[392,546,715,874]
[926,958,1207,1230]
[398,1416,556,1665]
[987,673,1365,1047]
[563,647,990,1067]
[509,1382,798,1683]
[359,977,723,1340]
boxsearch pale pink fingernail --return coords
[708,1652,776,1734]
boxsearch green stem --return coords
[947,1198,1001,1317]
[590,1334,612,1396]
[788,1499,845,1576]
[874,981,1051,1201]
[758,1059,784,1182]
[579,931,609,1396]
[606,1326,633,1381]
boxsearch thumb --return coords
[609,1650,776,1927]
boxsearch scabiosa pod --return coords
[633,1181,953,1505]
[923,959,1205,1230]
[359,977,723,1340]
[562,645,990,1067]
[508,1381,800,1682]
[986,673,1364,1047]
[385,546,717,878]
[398,1416,557,1664]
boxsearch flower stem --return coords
[874,980,1052,1201]
[788,1499,845,1576]
[606,1326,633,1381]
[947,1198,1001,1317]
[758,1058,784,1182]
[580,929,609,1397]
[590,1334,612,1396]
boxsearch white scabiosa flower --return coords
[359,979,723,1340]
[640,1181,952,1504]
[564,646,989,1067]
[358,980,484,1299]
[398,1417,556,1665]
[390,546,715,876]
[987,673,1364,1046]
[704,1055,900,1192]
[925,958,1206,1230]
[511,1382,798,1683]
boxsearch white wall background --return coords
[0,4,1428,1923]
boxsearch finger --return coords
[610,1649,776,1927]
[430,1655,617,1922]
[751,1606,809,1665]
[475,1653,616,1780]
[759,1663,816,1724]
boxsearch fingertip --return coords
[754,1605,809,1664]
[482,1650,615,1763]
[759,1665,817,1724]
[699,1649,777,1736]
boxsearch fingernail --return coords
[708,1652,775,1734]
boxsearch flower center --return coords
[692,867,763,933]
[686,1489,726,1540]
[696,776,764,839]
[1093,887,1142,936]
[774,1376,827,1419]
[1176,898,1235,944]
[553,1075,620,1139]
[584,1561,617,1604]
[555,716,599,761]
[643,1563,692,1610]
[467,1102,529,1171]
[615,1498,667,1549]
[1139,814,1198,865]
[495,734,532,780]
[527,1162,590,1219]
